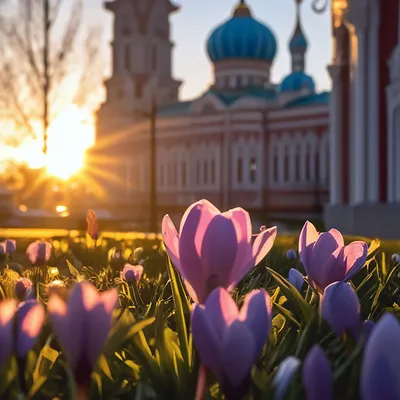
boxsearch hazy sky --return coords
[86,0,332,101]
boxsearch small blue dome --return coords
[289,30,307,53]
[206,2,277,63]
[280,72,315,93]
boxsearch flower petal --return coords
[342,241,368,281]
[361,313,400,400]
[204,288,239,338]
[298,221,319,278]
[239,289,272,358]
[313,247,345,290]
[273,356,301,400]
[200,214,238,293]
[161,214,181,270]
[302,346,333,400]
[288,268,304,292]
[178,200,218,302]
[191,304,221,373]
[221,321,255,386]
[0,300,16,366]
[16,300,46,357]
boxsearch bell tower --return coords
[97,0,182,137]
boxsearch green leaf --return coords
[267,267,313,324]
[66,260,80,279]
[165,251,192,370]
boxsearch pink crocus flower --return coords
[26,240,52,265]
[162,199,277,303]
[120,264,144,283]
[47,282,118,389]
[298,221,368,292]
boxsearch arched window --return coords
[250,156,257,183]
[181,161,186,188]
[273,150,279,182]
[211,158,215,184]
[284,147,290,182]
[237,157,243,183]
[124,44,130,72]
[305,148,311,182]
[237,75,243,87]
[203,160,208,184]
[295,146,301,181]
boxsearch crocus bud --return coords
[286,249,297,260]
[48,282,118,391]
[162,199,277,303]
[273,356,300,400]
[299,221,368,292]
[191,287,272,399]
[391,253,400,264]
[361,313,400,399]
[302,346,333,400]
[15,278,33,301]
[0,300,17,367]
[362,320,375,343]
[121,264,144,283]
[288,268,304,292]
[26,241,52,266]
[5,240,16,253]
[320,281,361,339]
[86,210,99,241]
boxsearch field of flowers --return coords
[0,199,399,400]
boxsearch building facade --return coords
[92,0,330,229]
[324,0,400,239]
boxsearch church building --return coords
[92,0,330,229]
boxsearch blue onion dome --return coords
[206,0,277,63]
[280,71,315,92]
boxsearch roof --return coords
[284,91,330,108]
[157,86,278,118]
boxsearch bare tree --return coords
[0,0,103,153]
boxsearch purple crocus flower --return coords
[4,240,16,253]
[302,346,333,400]
[15,278,33,301]
[15,300,46,358]
[288,268,304,292]
[298,221,368,292]
[120,264,143,283]
[162,199,277,303]
[0,299,45,367]
[321,281,361,339]
[26,240,52,265]
[391,253,400,264]
[273,356,301,400]
[362,320,375,343]
[48,282,118,389]
[191,287,272,398]
[361,313,400,400]
[286,249,297,260]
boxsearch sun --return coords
[11,105,95,180]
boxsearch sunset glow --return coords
[9,105,95,180]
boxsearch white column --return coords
[289,143,296,183]
[300,141,307,183]
[367,0,380,203]
[278,143,285,185]
[309,136,316,182]
[351,11,368,204]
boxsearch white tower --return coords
[97,0,182,138]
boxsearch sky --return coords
[84,0,332,102]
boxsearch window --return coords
[295,147,301,181]
[181,161,186,188]
[273,152,279,182]
[305,150,311,182]
[151,46,157,72]
[173,162,177,186]
[159,164,164,188]
[167,163,172,186]
[237,158,243,183]
[211,158,215,185]
[124,44,131,72]
[284,150,290,182]
[237,75,243,87]
[196,160,200,185]
[203,160,208,184]
[250,157,257,183]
